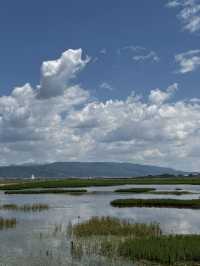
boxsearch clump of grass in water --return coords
[5,189,87,195]
[115,188,156,193]
[118,235,200,265]
[0,217,16,230]
[111,198,200,209]
[69,217,200,265]
[149,190,195,195]
[72,216,161,238]
[69,217,161,264]
[0,203,49,212]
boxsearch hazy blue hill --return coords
[0,162,184,179]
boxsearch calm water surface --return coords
[1,184,200,265]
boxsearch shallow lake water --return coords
[1,184,200,265]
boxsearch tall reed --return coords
[0,217,17,230]
[0,203,49,212]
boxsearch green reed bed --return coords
[2,176,200,191]
[111,198,200,209]
[0,217,17,230]
[115,187,156,193]
[150,190,196,195]
[118,235,200,265]
[0,203,49,212]
[72,216,161,238]
[5,189,87,195]
[70,217,200,265]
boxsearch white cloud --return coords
[166,0,200,33]
[167,0,182,7]
[1,49,200,171]
[175,50,200,73]
[99,48,107,54]
[133,51,160,63]
[37,49,90,99]
[149,83,178,105]
[99,82,114,91]
[119,46,160,63]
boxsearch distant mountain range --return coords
[0,162,185,179]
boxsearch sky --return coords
[0,0,200,171]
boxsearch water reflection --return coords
[0,184,200,265]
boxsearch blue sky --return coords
[0,0,199,100]
[0,0,200,170]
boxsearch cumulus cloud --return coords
[1,49,200,171]
[166,0,200,33]
[149,83,178,105]
[175,50,200,73]
[37,49,90,99]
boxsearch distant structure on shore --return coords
[31,174,35,180]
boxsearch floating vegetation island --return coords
[111,198,200,209]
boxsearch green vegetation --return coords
[5,189,87,195]
[111,198,200,209]
[0,217,16,230]
[114,188,196,195]
[71,216,200,265]
[115,187,156,193]
[1,177,200,191]
[118,235,200,265]
[72,216,161,238]
[0,203,49,211]
[150,190,196,195]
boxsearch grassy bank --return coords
[115,187,156,193]
[5,189,87,195]
[1,176,200,191]
[71,217,200,265]
[0,203,49,211]
[110,198,200,209]
[0,217,16,230]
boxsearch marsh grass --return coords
[70,217,200,265]
[0,217,16,230]
[149,191,196,195]
[118,235,200,265]
[5,189,87,195]
[111,198,200,209]
[72,216,161,238]
[115,188,156,193]
[2,177,200,191]
[0,203,49,212]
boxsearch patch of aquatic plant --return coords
[0,203,49,211]
[2,177,200,191]
[150,190,196,195]
[71,216,161,238]
[70,217,200,265]
[115,188,156,193]
[118,235,200,265]
[0,217,16,230]
[5,189,87,195]
[111,198,200,209]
